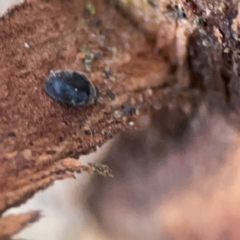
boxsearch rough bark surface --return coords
[1,0,240,238]
[0,211,40,239]
[0,0,178,237]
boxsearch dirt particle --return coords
[107,89,116,100]
[84,127,92,135]
[85,2,96,15]
[122,104,136,116]
[80,46,95,72]
[113,110,123,118]
[146,88,153,96]
[22,149,32,160]
[45,150,57,155]
[104,69,111,79]
[129,121,135,126]
[7,132,16,137]
[58,136,65,142]
[24,42,30,48]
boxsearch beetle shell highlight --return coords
[45,70,96,106]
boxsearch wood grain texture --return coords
[0,0,177,237]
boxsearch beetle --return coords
[45,70,96,106]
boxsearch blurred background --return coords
[0,0,20,14]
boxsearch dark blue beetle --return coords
[45,70,96,106]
